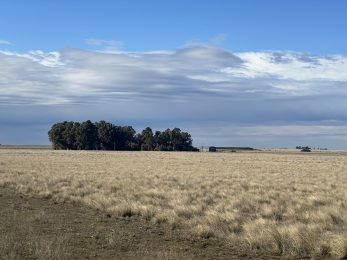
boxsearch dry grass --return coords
[0,211,69,260]
[0,149,346,258]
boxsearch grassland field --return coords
[0,149,346,259]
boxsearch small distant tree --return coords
[301,146,311,152]
[140,127,154,151]
[75,120,97,150]
[180,131,193,151]
[121,126,137,150]
[63,121,79,150]
[153,130,161,151]
[157,129,172,151]
[48,122,67,149]
[95,120,115,150]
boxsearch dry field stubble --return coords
[0,149,347,258]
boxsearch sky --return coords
[1,0,347,149]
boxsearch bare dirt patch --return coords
[0,187,257,259]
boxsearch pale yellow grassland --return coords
[0,149,346,258]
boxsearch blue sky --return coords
[1,0,347,53]
[1,1,347,148]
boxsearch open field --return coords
[1,186,239,259]
[1,149,347,259]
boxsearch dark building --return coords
[209,146,217,152]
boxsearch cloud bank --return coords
[1,45,347,147]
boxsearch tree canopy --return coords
[48,121,198,151]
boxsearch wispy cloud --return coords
[209,33,228,45]
[0,39,12,45]
[85,38,123,52]
[184,33,228,48]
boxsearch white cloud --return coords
[230,51,347,81]
[0,50,64,67]
[1,45,346,106]
[0,39,11,45]
[1,45,347,147]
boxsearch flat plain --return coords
[0,149,346,259]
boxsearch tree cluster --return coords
[48,120,198,151]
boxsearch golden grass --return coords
[1,149,346,258]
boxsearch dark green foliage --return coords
[140,127,154,151]
[75,120,98,150]
[95,121,115,150]
[48,121,197,151]
[48,122,67,150]
[63,122,79,150]
[153,128,194,151]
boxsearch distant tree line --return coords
[48,120,198,151]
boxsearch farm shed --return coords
[209,146,217,152]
